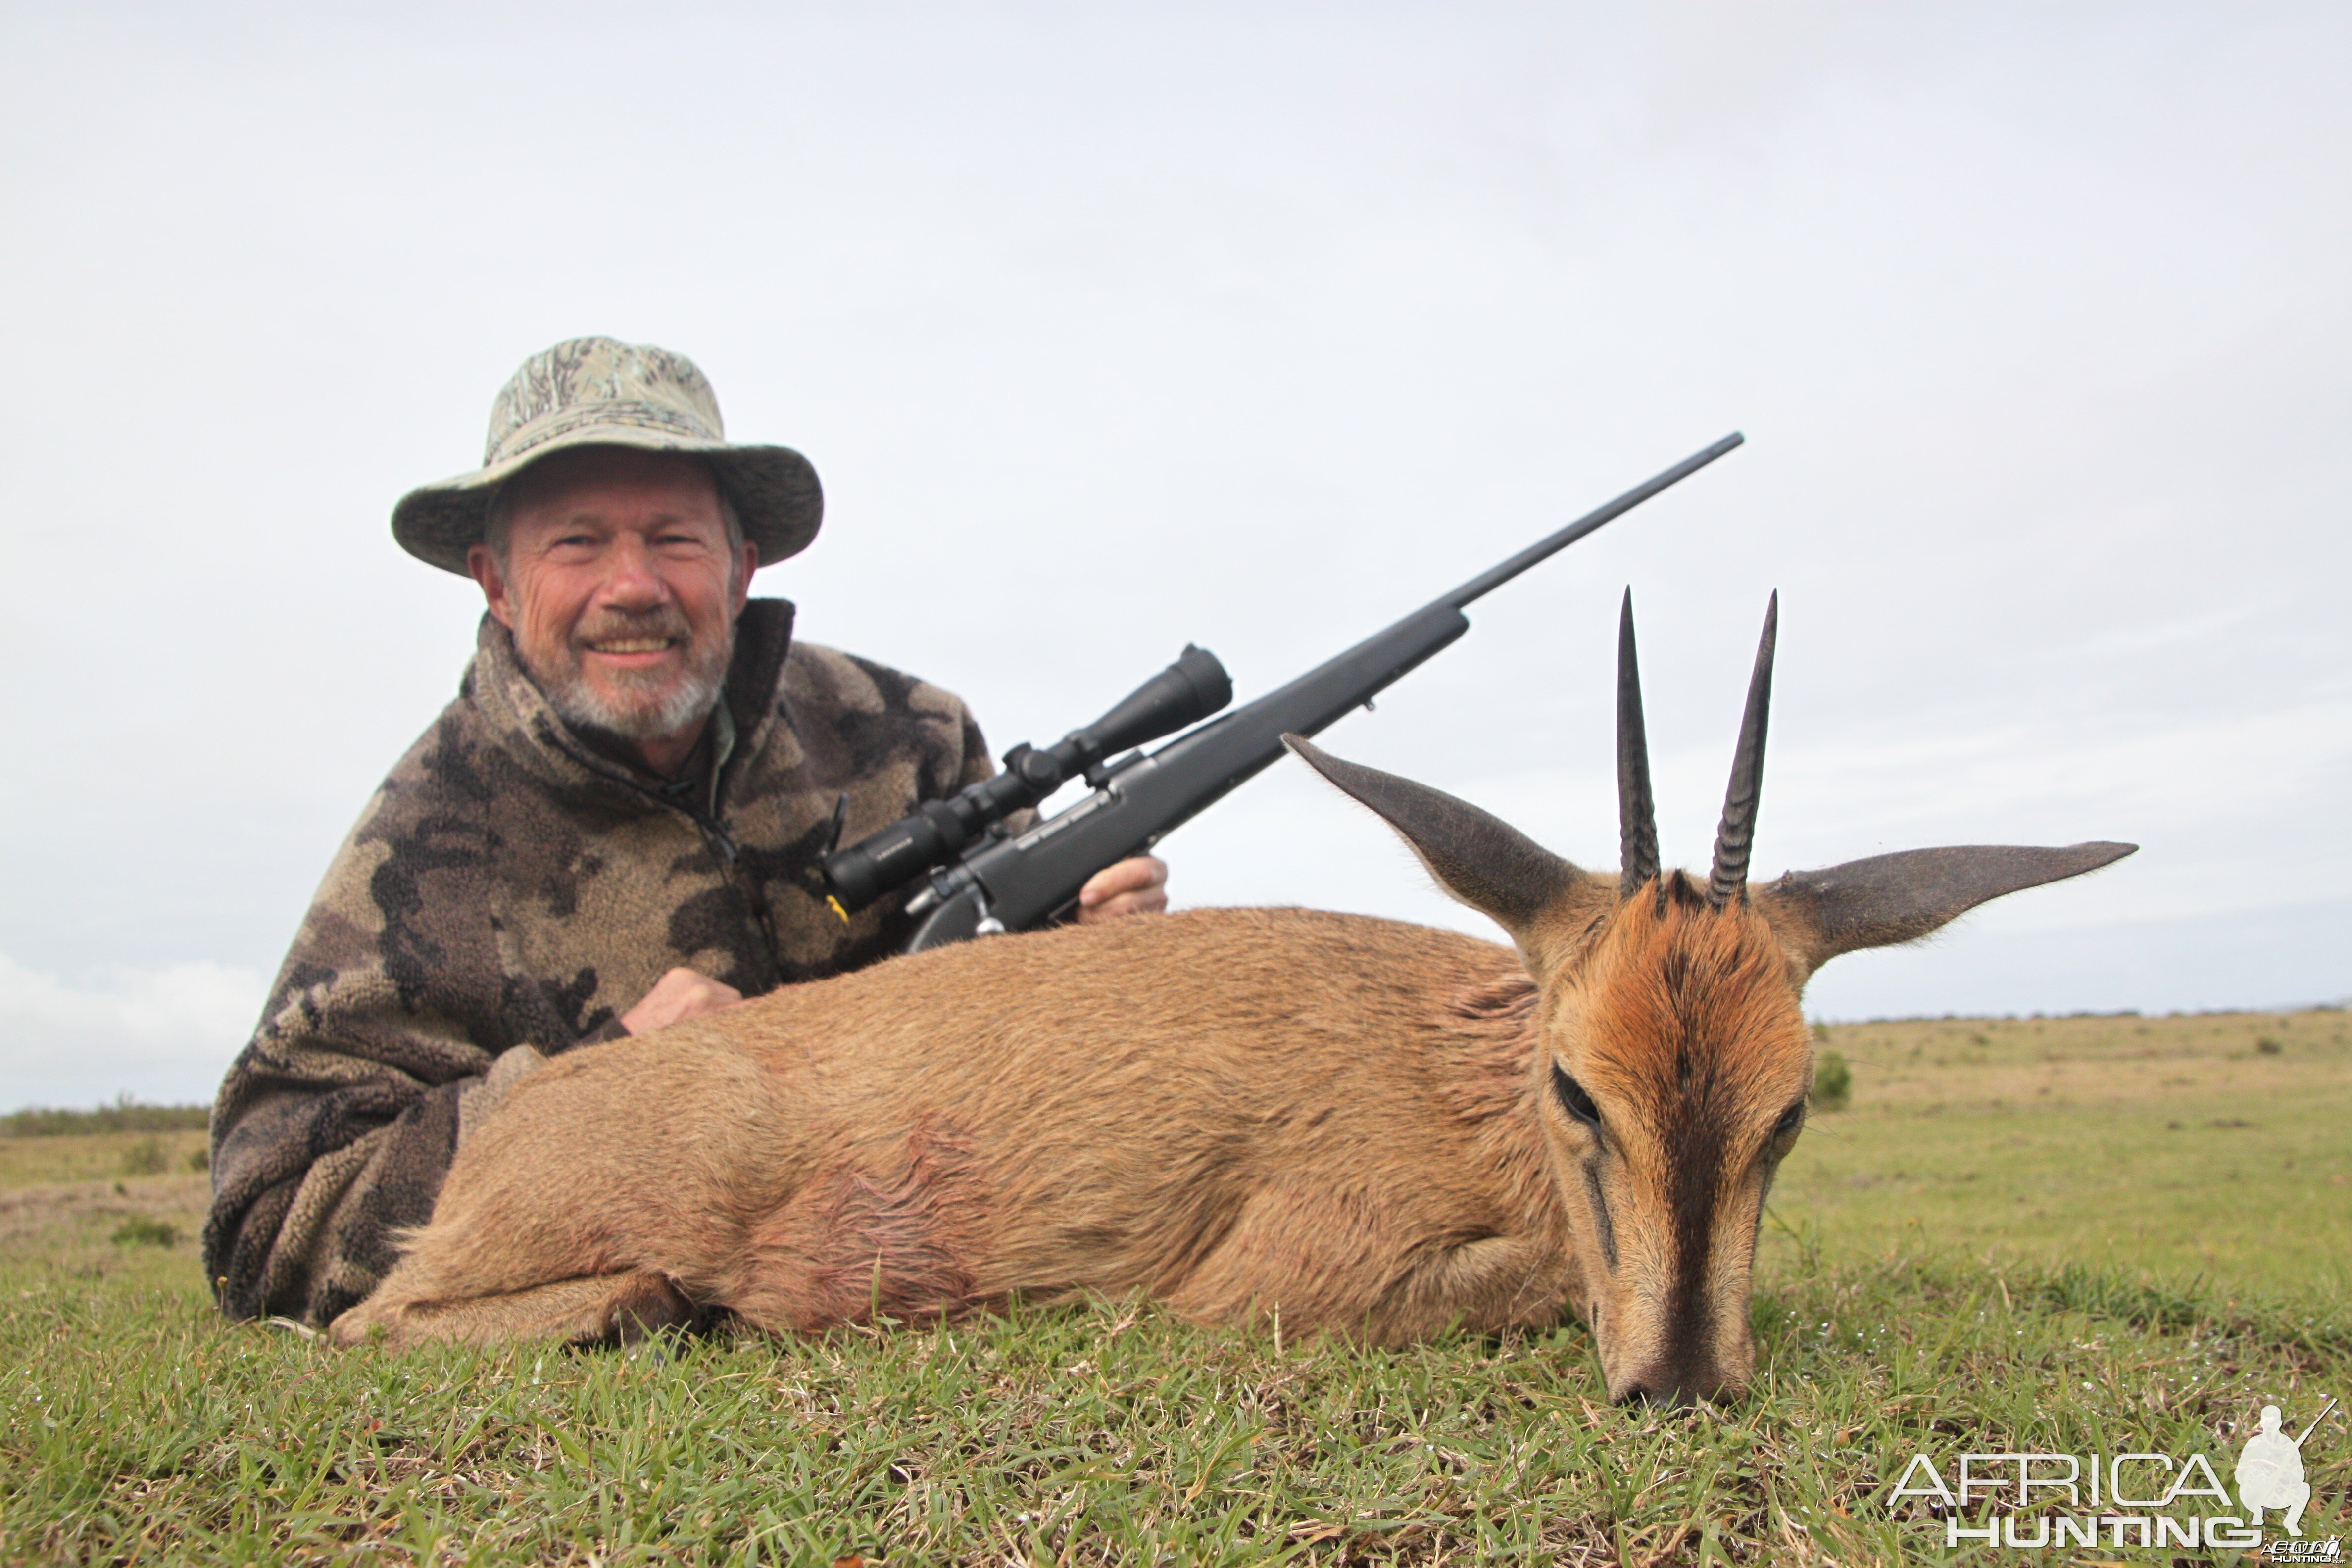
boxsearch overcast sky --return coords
[2,2,2346,1110]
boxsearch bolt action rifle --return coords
[822,433,1745,952]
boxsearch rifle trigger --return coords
[1363,696,1376,712]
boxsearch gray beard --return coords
[543,658,728,744]
[523,624,735,753]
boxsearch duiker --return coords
[332,595,2131,1404]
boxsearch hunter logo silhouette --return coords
[2239,1398,2334,1539]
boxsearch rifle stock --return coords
[897,432,1744,952]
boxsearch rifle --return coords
[822,432,1745,952]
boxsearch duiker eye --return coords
[1772,1099,1806,1140]
[1550,1065,1603,1132]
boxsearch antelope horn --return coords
[1707,592,1778,909]
[1617,590,1660,899]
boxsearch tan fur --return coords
[332,885,1825,1404]
[333,910,1586,1355]
[1543,876,1815,1400]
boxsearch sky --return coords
[1,2,2346,1110]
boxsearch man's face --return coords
[468,447,759,759]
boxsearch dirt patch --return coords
[0,1173,207,1244]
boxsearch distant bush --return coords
[110,1217,180,1248]
[2256,1036,2284,1055]
[121,1138,169,1175]
[1811,1050,1852,1112]
[1,1095,209,1137]
[187,1145,210,1173]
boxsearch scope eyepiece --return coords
[822,799,971,915]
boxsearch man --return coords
[203,338,1167,1326]
[2236,1403,2313,1537]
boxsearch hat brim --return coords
[391,423,823,576]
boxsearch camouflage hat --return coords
[391,336,823,575]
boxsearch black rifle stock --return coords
[847,432,1745,952]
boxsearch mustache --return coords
[571,609,694,647]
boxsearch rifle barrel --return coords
[902,430,1748,950]
[1440,431,1744,610]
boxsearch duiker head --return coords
[1286,592,2133,1406]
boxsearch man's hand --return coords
[621,967,745,1034]
[1077,855,1169,922]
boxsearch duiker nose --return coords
[1617,1382,1698,1409]
[1615,1365,1740,1408]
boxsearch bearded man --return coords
[203,338,1167,1325]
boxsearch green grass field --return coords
[1784,1008,2352,1300]
[2,1011,2345,1565]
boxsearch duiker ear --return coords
[1758,842,2136,976]
[1283,735,1584,962]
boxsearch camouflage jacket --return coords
[203,600,998,1324]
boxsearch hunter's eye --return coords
[1551,1065,1603,1131]
[1772,1099,1807,1141]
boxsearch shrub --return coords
[1811,1049,1852,1112]
[110,1217,179,1248]
[2256,1036,2283,1055]
[186,1144,210,1173]
[121,1138,169,1176]
[1,1096,210,1137]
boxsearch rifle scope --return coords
[821,644,1232,917]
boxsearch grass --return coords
[1,1010,2346,1565]
[1790,1005,2352,1298]
[0,1130,211,1191]
[1,1099,210,1138]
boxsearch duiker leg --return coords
[1163,1183,1561,1345]
[328,1269,705,1351]
[1370,1233,1570,1343]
